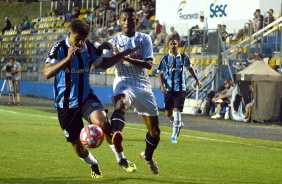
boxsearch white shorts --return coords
[113,81,159,116]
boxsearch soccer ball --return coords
[80,125,104,148]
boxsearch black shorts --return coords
[57,94,104,142]
[164,91,186,112]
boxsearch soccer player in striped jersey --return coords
[102,7,160,174]
[157,37,202,143]
[44,19,140,178]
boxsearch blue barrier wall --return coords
[0,80,164,109]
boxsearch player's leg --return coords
[140,115,160,174]
[170,92,186,143]
[57,108,102,178]
[81,94,112,143]
[111,94,129,135]
[110,94,136,172]
[133,88,160,174]
[82,93,136,173]
[164,92,174,122]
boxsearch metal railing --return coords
[222,17,282,58]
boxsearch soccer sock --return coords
[111,109,125,132]
[80,152,98,165]
[145,132,160,161]
[172,111,181,138]
[109,144,125,162]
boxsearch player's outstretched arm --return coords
[96,42,112,56]
[122,57,153,70]
[98,46,141,69]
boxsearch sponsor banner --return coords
[156,0,281,35]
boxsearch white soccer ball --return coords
[80,125,104,148]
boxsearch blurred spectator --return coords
[244,99,254,122]
[232,12,257,42]
[211,80,234,119]
[86,11,95,25]
[95,2,105,17]
[66,6,80,21]
[54,1,65,16]
[109,0,117,10]
[252,9,264,33]
[154,26,169,47]
[155,20,162,35]
[199,15,208,29]
[248,52,263,63]
[138,12,148,30]
[95,23,104,39]
[199,15,208,43]
[264,9,274,27]
[168,26,180,42]
[20,16,30,31]
[1,57,21,105]
[190,25,201,45]
[143,4,154,20]
[1,17,12,34]
[221,24,228,41]
[72,0,79,8]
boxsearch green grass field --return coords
[0,105,282,184]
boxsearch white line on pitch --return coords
[1,108,282,151]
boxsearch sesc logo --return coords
[210,3,227,18]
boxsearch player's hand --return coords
[197,81,202,89]
[112,45,120,54]
[67,46,80,61]
[160,86,167,94]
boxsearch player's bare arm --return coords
[98,46,141,69]
[123,57,153,70]
[96,42,112,56]
[158,73,167,94]
[188,67,202,88]
[111,44,151,69]
[44,46,79,79]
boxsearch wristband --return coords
[194,76,199,81]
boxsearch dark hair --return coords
[120,7,136,15]
[255,9,260,13]
[168,37,179,44]
[200,16,204,19]
[69,19,89,36]
[224,80,232,86]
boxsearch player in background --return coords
[102,7,160,174]
[44,19,140,178]
[157,37,202,143]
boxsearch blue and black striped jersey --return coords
[157,53,191,92]
[45,38,102,108]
